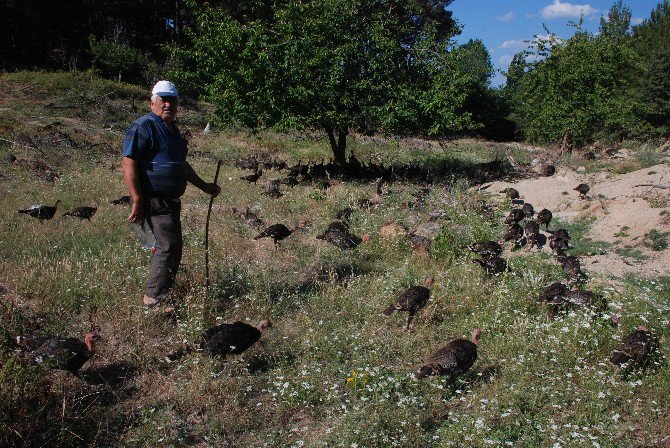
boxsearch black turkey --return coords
[467,241,502,258]
[167,320,272,362]
[550,228,570,241]
[253,222,303,247]
[200,320,271,358]
[550,237,569,256]
[524,220,540,250]
[383,277,434,330]
[504,208,525,225]
[316,223,369,250]
[522,203,534,219]
[610,326,660,371]
[62,206,97,221]
[502,223,524,249]
[537,282,568,303]
[574,183,590,199]
[536,209,552,230]
[17,200,60,221]
[541,164,556,177]
[240,169,263,184]
[110,195,131,205]
[473,255,507,276]
[18,330,100,373]
[416,328,481,381]
[335,207,353,222]
[558,255,582,281]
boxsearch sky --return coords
[449,0,662,87]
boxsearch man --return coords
[122,80,220,309]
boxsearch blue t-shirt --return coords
[122,112,188,198]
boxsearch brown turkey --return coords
[231,207,264,228]
[62,205,97,221]
[383,277,434,330]
[416,328,481,381]
[18,330,100,373]
[167,320,271,361]
[610,325,660,372]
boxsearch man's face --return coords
[150,95,179,123]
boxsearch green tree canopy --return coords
[172,0,476,164]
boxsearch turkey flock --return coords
[10,152,663,391]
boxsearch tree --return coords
[172,0,474,164]
[599,0,632,39]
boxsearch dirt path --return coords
[488,163,670,279]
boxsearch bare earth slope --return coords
[490,162,670,278]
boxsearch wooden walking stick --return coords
[205,160,222,288]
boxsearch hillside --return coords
[1,72,669,448]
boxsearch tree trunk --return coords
[326,127,347,165]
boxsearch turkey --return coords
[316,223,370,250]
[110,195,131,205]
[231,207,264,228]
[504,208,525,225]
[383,277,434,330]
[62,206,97,221]
[524,220,540,250]
[467,241,502,258]
[17,200,60,221]
[541,164,556,177]
[416,328,481,381]
[500,187,520,201]
[549,236,570,256]
[550,228,570,241]
[473,255,507,276]
[18,330,100,373]
[610,326,660,371]
[335,207,353,222]
[558,255,582,282]
[536,209,552,230]
[502,223,524,249]
[168,320,272,361]
[522,203,534,219]
[253,222,304,247]
[240,169,263,184]
[537,282,568,303]
[574,183,590,199]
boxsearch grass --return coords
[550,217,612,256]
[1,72,669,447]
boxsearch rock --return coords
[378,222,409,238]
[576,166,586,173]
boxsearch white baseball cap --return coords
[151,80,179,98]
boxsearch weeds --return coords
[1,72,669,448]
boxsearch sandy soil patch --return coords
[488,163,670,279]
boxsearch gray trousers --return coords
[145,197,182,301]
